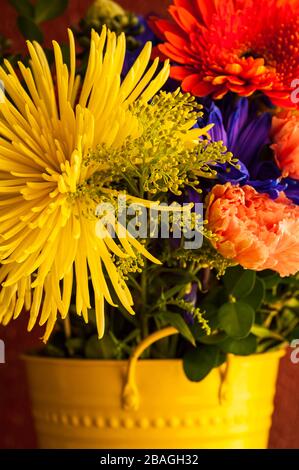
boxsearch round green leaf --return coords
[224,267,256,298]
[218,301,255,338]
[231,270,256,298]
[224,266,243,292]
[220,334,257,355]
[183,345,219,382]
[243,278,265,311]
[199,332,227,345]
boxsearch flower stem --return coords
[63,317,72,340]
[201,267,211,293]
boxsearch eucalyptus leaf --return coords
[183,345,219,382]
[198,332,227,345]
[220,334,257,355]
[215,350,226,367]
[243,278,265,310]
[231,270,256,299]
[218,301,255,338]
[223,266,244,292]
[224,266,256,298]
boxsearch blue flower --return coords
[284,178,299,205]
[201,96,290,200]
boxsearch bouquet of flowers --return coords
[0,0,299,383]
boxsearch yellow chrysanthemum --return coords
[0,28,203,341]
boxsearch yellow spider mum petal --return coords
[0,27,170,341]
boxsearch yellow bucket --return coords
[23,327,284,449]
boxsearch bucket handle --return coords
[122,326,178,411]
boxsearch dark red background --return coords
[0,0,298,449]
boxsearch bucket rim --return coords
[21,347,286,367]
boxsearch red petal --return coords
[159,43,194,65]
[149,17,186,40]
[195,0,217,25]
[212,75,229,85]
[225,63,242,75]
[169,6,189,31]
[164,31,190,49]
[174,0,198,17]
[176,7,202,32]
[228,84,257,95]
[182,74,202,91]
[226,76,246,85]
[266,92,297,109]
[171,66,194,80]
[266,89,290,99]
[186,79,216,97]
[151,46,168,61]
[212,86,229,100]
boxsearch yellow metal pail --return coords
[23,328,284,449]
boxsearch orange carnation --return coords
[206,183,299,276]
[271,112,299,180]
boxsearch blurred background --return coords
[0,0,298,449]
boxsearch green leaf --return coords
[66,337,84,357]
[251,324,284,341]
[160,312,195,346]
[198,332,227,345]
[43,343,65,358]
[223,266,243,291]
[35,0,68,23]
[260,271,281,288]
[84,334,115,359]
[231,270,256,299]
[218,301,255,338]
[17,16,44,42]
[288,325,299,342]
[9,0,34,18]
[183,345,219,382]
[224,266,256,298]
[220,334,257,355]
[243,278,265,311]
[162,283,191,302]
[215,350,227,367]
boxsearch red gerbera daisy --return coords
[151,0,299,107]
